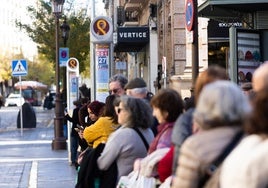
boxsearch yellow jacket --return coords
[83,116,119,148]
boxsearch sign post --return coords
[90,16,113,102]
[66,57,79,163]
[12,60,28,136]
[185,0,199,85]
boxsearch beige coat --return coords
[220,134,268,188]
[172,126,241,188]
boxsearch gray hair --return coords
[129,87,148,95]
[109,74,128,89]
[194,80,252,129]
[119,95,153,129]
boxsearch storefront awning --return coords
[114,26,149,52]
[198,0,268,19]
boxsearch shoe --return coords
[70,162,76,166]
[74,162,79,170]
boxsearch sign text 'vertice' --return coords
[117,27,149,43]
[119,32,147,39]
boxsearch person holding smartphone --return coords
[65,100,83,168]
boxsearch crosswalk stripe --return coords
[29,161,38,188]
[0,157,68,163]
[0,140,51,145]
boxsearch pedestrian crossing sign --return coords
[12,60,28,76]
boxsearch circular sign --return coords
[185,0,195,31]
[68,59,77,69]
[93,19,110,35]
[61,50,67,58]
[90,16,113,42]
[67,58,79,73]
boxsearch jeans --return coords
[71,136,79,163]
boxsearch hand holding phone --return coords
[77,125,84,130]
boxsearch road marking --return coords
[47,119,54,127]
[0,140,51,146]
[0,157,68,163]
[29,161,38,188]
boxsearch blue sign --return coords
[185,0,194,31]
[59,48,69,67]
[12,60,28,76]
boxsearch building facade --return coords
[104,0,209,97]
[104,0,268,97]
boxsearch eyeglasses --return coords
[109,88,120,95]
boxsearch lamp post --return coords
[60,18,70,106]
[60,18,70,46]
[51,0,67,150]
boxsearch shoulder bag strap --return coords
[199,130,244,187]
[132,127,149,150]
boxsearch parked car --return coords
[4,93,25,107]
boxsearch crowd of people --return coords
[64,61,268,188]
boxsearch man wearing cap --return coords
[124,77,153,100]
[125,77,157,135]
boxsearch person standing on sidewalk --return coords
[77,100,105,151]
[83,95,119,148]
[97,96,155,185]
[124,77,158,135]
[108,74,128,96]
[65,100,82,168]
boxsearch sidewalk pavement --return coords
[0,108,77,188]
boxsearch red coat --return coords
[158,145,174,182]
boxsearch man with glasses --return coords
[108,74,128,96]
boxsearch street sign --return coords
[67,57,79,75]
[12,60,28,76]
[59,47,69,67]
[185,0,195,31]
[90,16,113,43]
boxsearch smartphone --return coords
[77,125,84,130]
[74,128,80,132]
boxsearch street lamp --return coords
[60,18,70,46]
[60,18,70,105]
[51,0,67,150]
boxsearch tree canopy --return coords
[16,0,91,77]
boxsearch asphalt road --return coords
[0,106,77,188]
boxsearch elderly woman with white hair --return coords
[172,80,252,188]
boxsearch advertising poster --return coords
[229,28,261,85]
[95,45,110,102]
[236,30,261,85]
[69,73,79,110]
